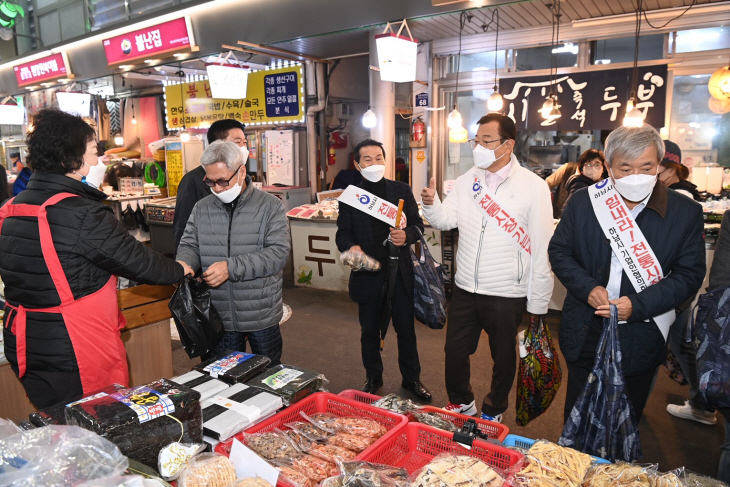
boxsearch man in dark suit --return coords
[336,139,431,401]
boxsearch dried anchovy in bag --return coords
[372,394,419,414]
[410,412,459,433]
[245,431,302,461]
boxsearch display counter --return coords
[0,284,175,421]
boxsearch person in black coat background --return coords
[561,149,606,214]
[173,119,248,250]
[549,124,705,424]
[336,139,431,401]
[0,109,183,408]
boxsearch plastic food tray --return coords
[214,392,408,458]
[359,422,524,474]
[337,389,381,404]
[414,406,509,442]
[502,434,611,464]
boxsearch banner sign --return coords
[338,185,399,227]
[14,52,71,87]
[102,17,195,66]
[588,178,674,339]
[500,64,667,131]
[164,65,304,128]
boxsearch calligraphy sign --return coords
[500,65,667,131]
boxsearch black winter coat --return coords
[549,181,706,375]
[335,179,424,303]
[0,172,183,380]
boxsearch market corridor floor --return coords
[171,285,726,477]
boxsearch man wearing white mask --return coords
[421,113,554,422]
[336,139,431,401]
[549,124,705,423]
[177,140,290,365]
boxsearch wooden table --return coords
[0,284,175,422]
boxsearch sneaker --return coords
[480,413,503,423]
[444,401,477,416]
[667,400,717,425]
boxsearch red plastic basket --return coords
[214,392,408,457]
[413,406,509,442]
[337,389,381,404]
[359,422,523,474]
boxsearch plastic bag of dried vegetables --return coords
[411,454,505,487]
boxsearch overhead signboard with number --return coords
[164,65,305,128]
[102,17,196,66]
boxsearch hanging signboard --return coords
[102,17,196,66]
[14,52,72,87]
[499,65,667,131]
[164,65,305,128]
[207,64,250,99]
[165,141,183,197]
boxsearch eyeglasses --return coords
[203,165,241,188]
[468,138,505,150]
[584,163,603,168]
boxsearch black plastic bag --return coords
[135,205,149,232]
[122,203,138,230]
[410,233,448,329]
[169,277,225,358]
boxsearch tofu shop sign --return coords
[164,65,305,128]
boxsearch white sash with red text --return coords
[469,172,533,300]
[338,185,399,226]
[588,179,675,340]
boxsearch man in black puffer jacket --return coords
[0,109,183,408]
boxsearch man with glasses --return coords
[173,119,248,250]
[176,140,290,365]
[421,113,554,422]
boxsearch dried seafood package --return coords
[328,433,376,453]
[581,463,659,487]
[202,383,283,440]
[28,383,125,427]
[244,431,302,461]
[195,350,272,384]
[277,465,314,487]
[290,454,339,482]
[65,379,203,468]
[372,394,419,414]
[412,454,504,487]
[340,461,411,487]
[513,441,594,487]
[305,414,387,439]
[172,370,231,401]
[247,364,327,406]
[307,442,357,462]
[410,411,459,433]
[177,452,238,487]
[226,479,276,487]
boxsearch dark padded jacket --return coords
[173,166,210,251]
[335,179,424,304]
[549,181,706,375]
[0,172,184,379]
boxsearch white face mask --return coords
[473,141,507,169]
[583,166,602,182]
[212,168,243,204]
[82,158,107,189]
[360,164,385,183]
[238,145,250,163]
[610,167,657,202]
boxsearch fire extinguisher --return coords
[412,116,425,143]
[328,146,336,165]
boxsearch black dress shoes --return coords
[402,380,432,402]
[361,377,384,394]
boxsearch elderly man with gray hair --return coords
[549,124,705,423]
[177,140,290,364]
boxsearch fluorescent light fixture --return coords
[119,65,134,70]
[144,59,161,64]
[552,43,579,55]
[56,92,91,117]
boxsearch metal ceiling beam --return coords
[237,41,332,64]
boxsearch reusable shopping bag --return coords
[559,304,642,462]
[410,233,448,329]
[169,276,225,358]
[515,314,562,426]
[693,285,730,409]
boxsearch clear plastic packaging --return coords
[177,452,238,487]
[329,417,387,439]
[244,431,302,461]
[372,394,419,414]
[581,463,659,487]
[340,461,411,487]
[411,454,505,487]
[0,425,128,487]
[511,440,594,487]
[285,420,333,441]
[328,432,376,453]
[157,442,206,481]
[409,412,459,433]
[277,465,314,487]
[28,383,126,427]
[340,250,381,272]
[683,470,728,487]
[289,454,339,482]
[247,365,328,406]
[75,475,146,487]
[225,479,275,487]
[306,443,357,463]
[0,418,21,440]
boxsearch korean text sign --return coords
[102,17,194,65]
[164,66,304,128]
[499,65,668,131]
[14,52,70,87]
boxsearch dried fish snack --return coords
[244,431,302,461]
[195,350,271,384]
[290,454,339,482]
[331,417,388,438]
[328,432,376,453]
[412,454,504,487]
[581,463,659,487]
[282,429,317,451]
[512,441,593,487]
[372,394,419,414]
[278,465,315,487]
[177,453,237,487]
[64,379,203,468]
[307,443,357,463]
[410,411,459,433]
[286,420,333,441]
[339,461,410,482]
[322,475,346,487]
[248,364,327,406]
[341,250,381,272]
[225,478,275,487]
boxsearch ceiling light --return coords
[119,65,134,70]
[487,87,503,112]
[144,59,161,64]
[362,108,376,128]
[173,53,188,58]
[449,126,468,143]
[114,133,124,146]
[446,108,462,129]
[180,130,191,142]
[541,96,554,119]
[623,97,644,127]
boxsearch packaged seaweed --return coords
[172,370,231,401]
[28,383,125,427]
[247,365,327,406]
[202,383,283,441]
[195,350,272,384]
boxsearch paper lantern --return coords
[207,64,250,99]
[375,21,418,83]
[708,66,730,101]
